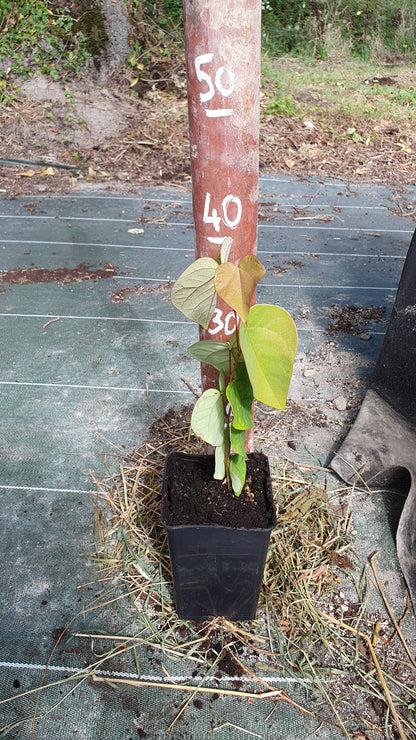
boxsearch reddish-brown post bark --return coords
[183,0,261,449]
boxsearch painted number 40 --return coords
[203,192,242,244]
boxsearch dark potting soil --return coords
[161,452,275,529]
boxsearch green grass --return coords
[0,0,90,104]
[262,55,416,130]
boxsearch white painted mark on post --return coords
[195,53,215,102]
[205,109,233,118]
[215,66,235,97]
[222,194,242,229]
[209,308,238,336]
[206,237,225,244]
[203,192,242,243]
[194,54,235,117]
[203,192,221,232]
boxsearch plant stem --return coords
[222,388,232,490]
[234,311,241,353]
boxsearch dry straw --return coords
[2,403,413,738]
[84,403,416,738]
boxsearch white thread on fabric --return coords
[0,660,312,685]
[0,380,192,393]
[0,485,92,493]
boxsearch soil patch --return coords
[326,304,386,335]
[364,76,397,85]
[111,280,172,302]
[272,260,305,276]
[161,451,275,528]
[1,65,416,197]
[0,262,118,284]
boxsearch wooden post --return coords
[183,0,261,452]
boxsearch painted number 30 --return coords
[209,308,237,336]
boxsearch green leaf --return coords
[220,236,232,264]
[188,340,231,374]
[218,369,226,393]
[226,360,253,430]
[239,304,297,409]
[214,255,265,321]
[230,425,248,457]
[171,257,217,329]
[191,388,225,446]
[214,445,225,480]
[228,332,239,363]
[230,454,247,496]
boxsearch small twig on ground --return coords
[213,724,263,737]
[369,551,416,669]
[42,317,60,329]
[180,376,200,397]
[91,672,284,699]
[319,611,408,740]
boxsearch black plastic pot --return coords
[161,452,276,621]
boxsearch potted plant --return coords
[161,237,297,621]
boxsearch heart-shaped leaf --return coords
[191,388,225,447]
[214,255,265,321]
[239,304,297,409]
[226,360,253,430]
[188,340,232,374]
[230,454,247,496]
[171,257,217,329]
[214,444,225,480]
[220,236,233,264]
[230,426,248,458]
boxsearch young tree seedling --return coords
[171,237,297,495]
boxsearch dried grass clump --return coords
[91,406,200,621]
[91,405,350,634]
[87,406,416,739]
[263,463,352,636]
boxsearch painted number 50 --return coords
[194,53,235,118]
